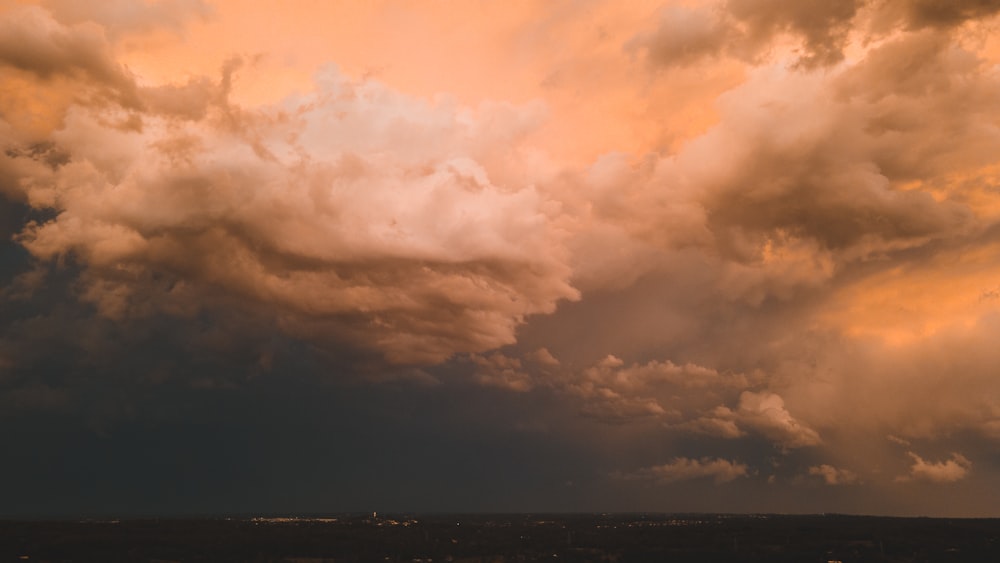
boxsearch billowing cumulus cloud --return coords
[1,7,579,365]
[688,391,821,448]
[899,452,972,483]
[733,391,821,448]
[615,457,749,484]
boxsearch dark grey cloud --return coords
[727,0,861,66]
[632,0,1000,70]
[889,0,1000,29]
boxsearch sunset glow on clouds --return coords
[3,0,1000,515]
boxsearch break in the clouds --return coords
[3,0,1000,516]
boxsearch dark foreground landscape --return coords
[2,513,999,562]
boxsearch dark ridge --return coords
[2,513,998,562]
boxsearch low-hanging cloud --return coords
[688,391,821,448]
[899,452,972,483]
[615,457,750,484]
[808,464,859,485]
[470,351,763,426]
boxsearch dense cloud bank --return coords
[3,0,1000,513]
[1,6,578,365]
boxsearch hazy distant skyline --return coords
[3,0,1000,516]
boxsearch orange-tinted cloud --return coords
[5,0,1000,511]
[809,464,860,485]
[615,457,750,484]
[898,452,972,483]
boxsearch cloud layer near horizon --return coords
[3,0,1000,514]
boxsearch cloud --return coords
[615,457,749,484]
[581,22,996,311]
[774,313,1000,444]
[579,355,751,392]
[529,347,560,367]
[888,435,911,446]
[0,6,140,108]
[700,40,982,257]
[555,354,752,424]
[8,1,1000,377]
[685,406,747,439]
[727,0,862,66]
[41,0,213,38]
[899,452,972,483]
[631,0,861,68]
[471,353,534,392]
[808,464,859,485]
[876,0,1000,30]
[4,0,1000,513]
[632,0,1000,70]
[464,351,761,425]
[736,391,821,447]
[576,390,669,424]
[980,419,1000,440]
[5,57,578,365]
[629,5,733,68]
[542,355,674,423]
[695,391,822,448]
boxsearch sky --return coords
[2,0,1000,517]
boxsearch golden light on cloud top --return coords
[4,0,1000,515]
